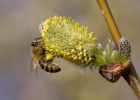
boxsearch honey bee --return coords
[30,37,61,79]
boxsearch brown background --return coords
[0,0,140,100]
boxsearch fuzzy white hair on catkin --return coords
[39,21,45,34]
[67,61,98,74]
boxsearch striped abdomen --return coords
[38,60,61,73]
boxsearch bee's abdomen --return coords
[38,60,61,73]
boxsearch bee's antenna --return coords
[35,37,42,41]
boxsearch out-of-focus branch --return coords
[97,0,140,99]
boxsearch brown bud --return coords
[99,60,131,83]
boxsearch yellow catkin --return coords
[40,15,97,68]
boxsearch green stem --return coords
[97,0,140,99]
[97,0,121,47]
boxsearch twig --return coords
[97,0,140,99]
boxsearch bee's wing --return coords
[35,65,38,80]
[30,58,34,72]
[30,58,39,79]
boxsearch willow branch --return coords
[97,0,140,99]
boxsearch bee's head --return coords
[30,41,39,47]
[30,37,45,47]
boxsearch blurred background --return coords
[0,0,140,100]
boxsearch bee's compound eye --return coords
[31,42,38,46]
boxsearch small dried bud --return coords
[99,60,131,83]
